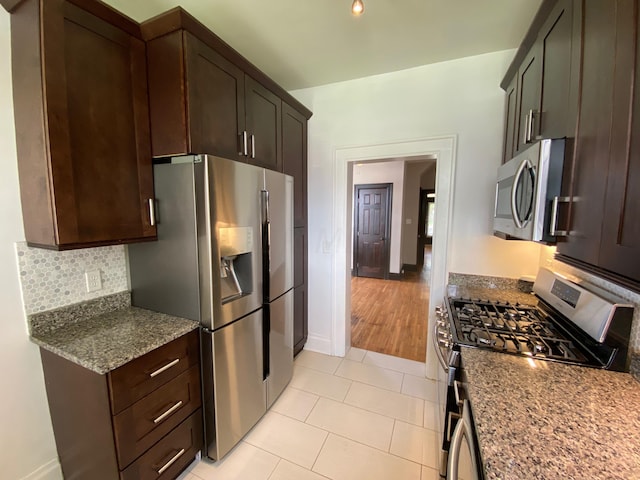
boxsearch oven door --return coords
[447,399,482,480]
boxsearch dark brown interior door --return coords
[354,184,391,279]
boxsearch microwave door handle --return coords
[493,183,499,218]
[510,159,530,229]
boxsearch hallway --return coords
[350,247,431,362]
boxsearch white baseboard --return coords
[20,459,62,480]
[303,333,333,355]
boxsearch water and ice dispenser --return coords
[218,227,254,303]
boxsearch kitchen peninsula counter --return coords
[29,292,199,374]
[461,348,640,480]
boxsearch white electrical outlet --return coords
[85,270,102,292]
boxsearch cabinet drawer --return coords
[109,330,199,414]
[113,365,201,468]
[120,409,203,480]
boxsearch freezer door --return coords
[266,289,294,407]
[263,169,294,301]
[201,310,266,461]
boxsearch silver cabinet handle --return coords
[148,199,156,226]
[240,131,248,156]
[153,400,183,424]
[149,358,180,378]
[527,109,535,142]
[549,196,571,237]
[156,448,185,475]
[494,183,499,218]
[522,110,531,145]
[251,134,256,158]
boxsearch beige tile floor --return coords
[178,348,443,480]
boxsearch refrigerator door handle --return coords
[261,190,271,300]
[261,190,270,224]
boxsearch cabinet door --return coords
[599,0,640,282]
[502,75,518,164]
[556,1,618,266]
[245,76,282,171]
[282,103,308,227]
[36,0,155,246]
[515,46,542,153]
[293,284,307,356]
[538,0,574,139]
[185,32,245,160]
[293,227,305,289]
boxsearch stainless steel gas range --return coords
[434,268,634,480]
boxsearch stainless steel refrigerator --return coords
[128,155,294,461]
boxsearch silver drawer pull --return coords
[149,358,180,378]
[153,400,183,424]
[156,448,185,475]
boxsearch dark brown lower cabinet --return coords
[40,331,202,479]
[294,284,308,356]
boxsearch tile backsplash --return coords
[15,242,129,315]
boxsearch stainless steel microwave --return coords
[494,138,566,243]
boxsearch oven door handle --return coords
[432,321,449,372]
[447,399,480,480]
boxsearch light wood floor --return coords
[350,247,431,362]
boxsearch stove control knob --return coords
[435,305,445,316]
[438,339,450,348]
[437,319,447,327]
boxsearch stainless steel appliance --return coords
[128,155,294,461]
[494,138,566,243]
[434,268,634,478]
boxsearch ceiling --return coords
[103,0,543,91]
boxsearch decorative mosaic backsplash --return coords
[15,242,129,315]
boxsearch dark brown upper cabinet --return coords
[282,102,308,228]
[245,77,282,171]
[5,0,156,249]
[502,76,518,164]
[556,0,640,288]
[502,0,576,159]
[142,8,310,171]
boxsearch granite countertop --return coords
[31,305,199,375]
[461,348,640,480]
[450,285,536,306]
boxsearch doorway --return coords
[353,183,392,279]
[417,189,435,268]
[331,136,456,380]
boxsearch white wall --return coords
[352,161,405,274]
[0,10,62,480]
[401,161,432,266]
[291,50,542,355]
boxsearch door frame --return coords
[353,183,392,279]
[329,135,457,382]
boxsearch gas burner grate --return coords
[448,297,589,365]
